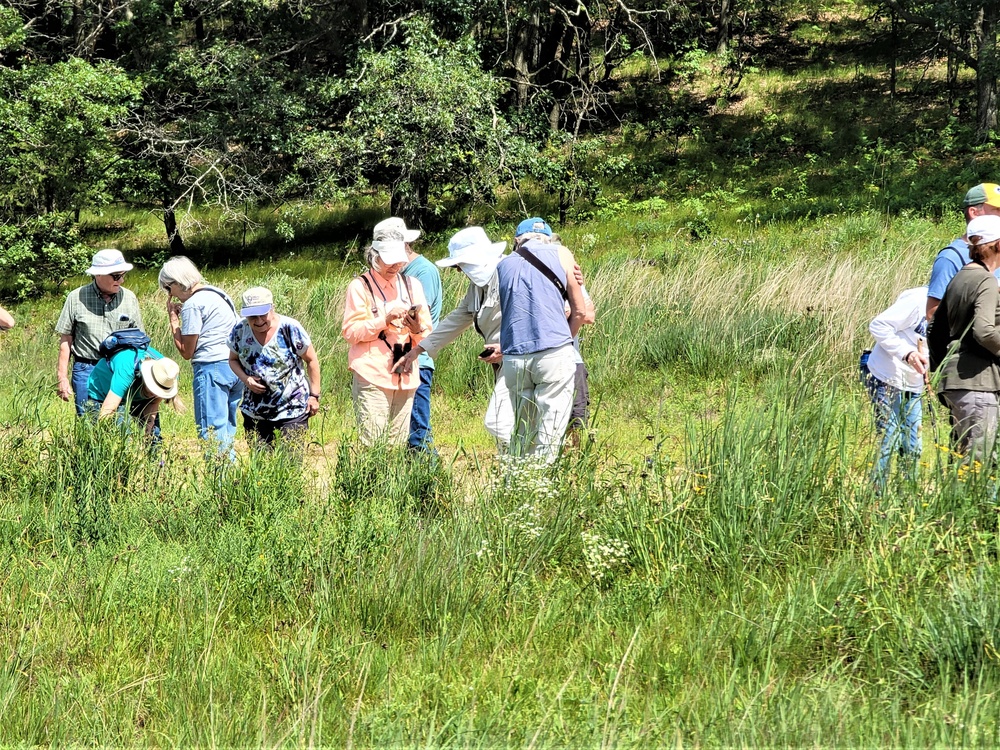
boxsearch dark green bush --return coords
[0,213,90,301]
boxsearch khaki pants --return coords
[502,344,577,464]
[352,373,415,447]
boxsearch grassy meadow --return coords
[5,6,1000,746]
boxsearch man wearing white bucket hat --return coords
[394,226,512,444]
[55,249,144,416]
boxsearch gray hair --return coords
[515,232,553,247]
[363,243,380,268]
[158,256,204,291]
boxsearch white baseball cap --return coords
[373,217,421,244]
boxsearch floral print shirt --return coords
[228,315,312,421]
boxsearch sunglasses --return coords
[109,272,127,281]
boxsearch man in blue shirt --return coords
[373,217,443,452]
[926,183,1000,320]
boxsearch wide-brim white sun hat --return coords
[86,249,134,276]
[437,226,507,268]
[140,357,180,400]
[373,217,421,244]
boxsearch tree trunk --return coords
[163,204,186,255]
[717,0,731,55]
[975,2,999,142]
[512,9,542,109]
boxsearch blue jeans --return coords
[72,360,96,417]
[192,360,243,455]
[865,372,922,489]
[408,366,434,451]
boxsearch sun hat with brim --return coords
[139,356,180,400]
[967,214,1000,244]
[436,226,507,268]
[241,286,274,317]
[372,240,409,265]
[963,183,1000,209]
[374,217,421,244]
[86,249,134,276]
[515,217,552,238]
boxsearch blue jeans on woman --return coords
[192,360,243,456]
[864,371,922,490]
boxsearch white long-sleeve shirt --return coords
[867,286,928,393]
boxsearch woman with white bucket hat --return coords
[393,226,514,444]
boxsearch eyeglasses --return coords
[162,282,174,293]
[109,272,127,281]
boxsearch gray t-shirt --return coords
[180,286,239,363]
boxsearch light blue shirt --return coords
[404,255,442,370]
[181,286,239,363]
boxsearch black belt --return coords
[74,357,99,365]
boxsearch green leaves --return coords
[0,58,139,218]
[296,17,525,224]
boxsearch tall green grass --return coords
[3,365,1000,744]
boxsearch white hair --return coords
[158,256,204,291]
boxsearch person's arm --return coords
[300,343,321,416]
[168,300,199,360]
[972,278,1000,356]
[0,305,14,330]
[137,398,162,435]
[418,283,479,357]
[57,335,73,401]
[404,278,433,345]
[871,292,927,376]
[99,391,124,419]
[342,279,392,345]
[558,247,587,338]
[926,248,963,320]
[870,293,923,362]
[229,350,267,395]
[926,297,942,321]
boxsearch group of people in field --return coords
[36,216,594,462]
[863,183,1000,490]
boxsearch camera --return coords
[392,340,413,364]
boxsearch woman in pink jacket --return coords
[342,239,432,446]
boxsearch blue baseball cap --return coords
[515,217,552,238]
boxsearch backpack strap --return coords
[514,246,568,301]
[193,286,238,316]
[358,273,393,352]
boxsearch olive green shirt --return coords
[936,264,1000,393]
[55,281,144,361]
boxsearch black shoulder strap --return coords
[359,273,379,315]
[514,246,567,301]
[193,286,237,316]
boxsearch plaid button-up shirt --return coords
[55,281,144,361]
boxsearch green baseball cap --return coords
[963,183,1000,208]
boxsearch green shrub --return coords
[0,213,90,301]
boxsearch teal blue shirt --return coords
[87,346,165,403]
[404,255,442,370]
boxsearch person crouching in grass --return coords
[863,286,928,492]
[227,287,321,452]
[87,349,183,442]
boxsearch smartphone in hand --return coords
[479,348,494,359]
